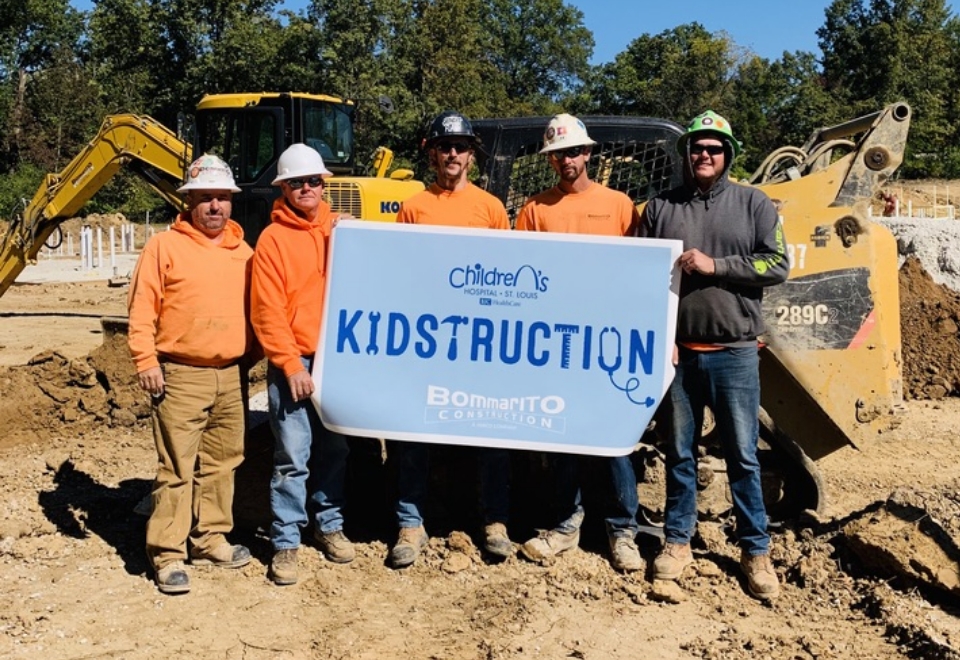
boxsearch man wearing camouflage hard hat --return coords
[128,153,255,594]
[641,110,788,601]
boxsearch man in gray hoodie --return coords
[641,110,788,600]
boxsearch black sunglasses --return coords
[435,141,473,154]
[549,146,588,160]
[285,176,325,190]
[690,144,725,156]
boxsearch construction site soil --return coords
[2,194,960,659]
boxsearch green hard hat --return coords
[677,110,741,158]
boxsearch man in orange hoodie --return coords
[515,114,645,574]
[391,111,512,569]
[128,154,254,595]
[251,143,353,586]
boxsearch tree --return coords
[483,0,593,114]
[0,0,84,168]
[818,0,957,176]
[584,23,736,123]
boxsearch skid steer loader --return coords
[471,102,911,518]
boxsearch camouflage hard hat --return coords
[677,110,742,158]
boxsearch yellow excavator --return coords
[0,91,425,298]
[473,102,911,517]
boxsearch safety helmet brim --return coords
[272,143,334,185]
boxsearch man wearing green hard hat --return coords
[641,110,789,601]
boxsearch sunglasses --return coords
[435,141,473,154]
[285,176,325,190]
[549,146,588,160]
[690,144,725,157]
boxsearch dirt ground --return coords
[2,214,960,659]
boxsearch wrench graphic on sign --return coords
[366,311,381,355]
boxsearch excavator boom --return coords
[0,114,190,297]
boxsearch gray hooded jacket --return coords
[641,145,789,345]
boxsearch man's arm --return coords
[127,239,165,396]
[712,192,789,287]
[250,237,303,379]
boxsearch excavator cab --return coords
[193,93,358,245]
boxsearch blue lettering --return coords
[628,330,655,375]
[470,318,494,362]
[581,325,593,370]
[380,200,401,213]
[386,313,410,356]
[527,321,550,367]
[337,309,362,354]
[499,320,523,364]
[415,314,438,358]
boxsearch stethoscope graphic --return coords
[599,327,656,407]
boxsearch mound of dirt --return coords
[0,322,145,451]
[899,257,960,399]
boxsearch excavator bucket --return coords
[756,103,911,459]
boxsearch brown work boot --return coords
[190,543,251,569]
[270,548,299,586]
[520,528,580,563]
[314,529,356,564]
[608,535,644,572]
[483,522,514,559]
[390,526,428,569]
[740,552,780,600]
[155,561,190,595]
[653,542,693,580]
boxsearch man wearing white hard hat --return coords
[515,114,645,573]
[128,154,255,594]
[251,143,354,586]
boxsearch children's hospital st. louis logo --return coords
[448,262,548,307]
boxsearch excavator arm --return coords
[0,114,191,298]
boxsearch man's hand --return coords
[138,366,165,397]
[678,248,715,275]
[332,213,355,228]
[288,370,315,402]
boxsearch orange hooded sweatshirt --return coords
[251,197,337,377]
[127,213,254,372]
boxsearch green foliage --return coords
[5,0,960,221]
[0,162,45,222]
[818,0,959,176]
[584,23,736,121]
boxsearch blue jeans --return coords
[267,358,349,550]
[664,346,769,555]
[551,454,639,537]
[479,448,511,525]
[394,441,429,528]
[398,446,515,529]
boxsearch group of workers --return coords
[127,108,788,602]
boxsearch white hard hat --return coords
[271,143,332,185]
[177,154,240,193]
[539,113,597,154]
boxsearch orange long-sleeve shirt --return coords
[127,214,254,372]
[515,182,640,236]
[397,182,509,229]
[251,197,337,377]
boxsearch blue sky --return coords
[69,0,959,65]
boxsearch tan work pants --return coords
[146,362,244,570]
